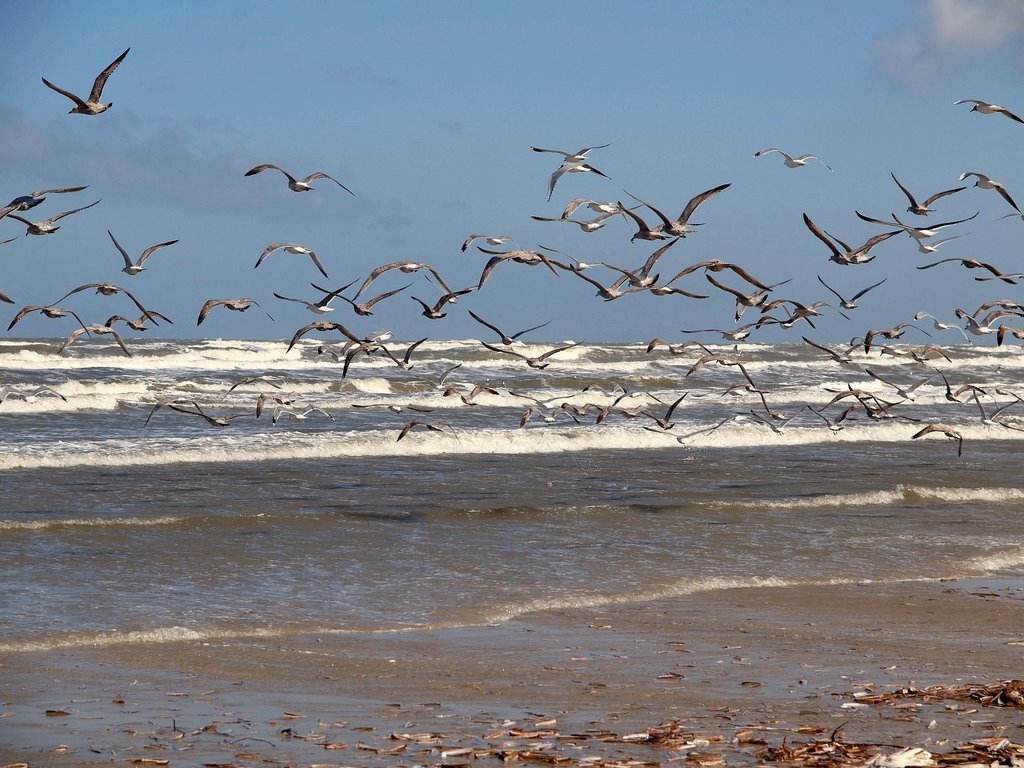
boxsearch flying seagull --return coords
[197,298,274,326]
[468,310,551,344]
[42,47,130,115]
[5,200,100,235]
[889,173,965,216]
[816,276,887,309]
[754,148,831,170]
[108,230,179,275]
[1,186,88,220]
[959,172,1022,217]
[954,99,1024,125]
[244,164,354,194]
[255,243,330,279]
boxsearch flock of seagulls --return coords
[2,46,1023,456]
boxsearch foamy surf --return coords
[0,574,932,653]
[708,485,1024,511]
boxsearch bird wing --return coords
[29,186,88,197]
[849,278,887,302]
[89,47,130,101]
[245,164,296,184]
[802,213,844,259]
[535,342,580,362]
[302,172,354,195]
[510,319,551,341]
[363,283,411,309]
[197,299,228,325]
[547,163,572,202]
[355,261,404,299]
[57,326,89,354]
[49,199,101,223]
[467,310,506,340]
[994,185,1023,215]
[623,190,672,227]
[481,341,525,360]
[306,249,330,279]
[890,173,919,208]
[137,239,179,267]
[921,186,966,207]
[41,77,88,109]
[108,230,134,268]
[815,275,846,303]
[677,183,731,224]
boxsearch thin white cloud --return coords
[875,0,1024,90]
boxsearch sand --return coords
[2,577,1023,766]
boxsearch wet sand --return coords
[3,577,1023,766]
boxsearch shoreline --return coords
[3,577,1023,766]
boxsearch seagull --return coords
[0,385,67,404]
[396,420,457,442]
[255,390,300,419]
[286,320,361,352]
[816,276,886,309]
[912,423,964,457]
[1,186,88,220]
[481,340,580,369]
[197,298,274,326]
[476,247,561,289]
[530,211,620,232]
[272,279,357,314]
[958,172,1022,216]
[41,47,129,115]
[244,164,354,194]
[865,368,934,401]
[336,283,411,316]
[705,273,788,321]
[545,161,611,202]
[58,323,132,356]
[104,310,173,331]
[168,402,250,427]
[411,287,474,319]
[461,234,513,252]
[915,234,967,254]
[255,243,330,279]
[4,200,100,235]
[468,310,551,344]
[803,213,901,265]
[560,198,623,218]
[856,210,978,241]
[754,148,831,170]
[8,305,89,333]
[51,282,154,317]
[354,260,451,300]
[623,183,731,238]
[803,336,861,366]
[889,173,965,216]
[531,142,611,163]
[227,375,285,393]
[617,201,670,242]
[917,257,1019,285]
[272,406,334,425]
[682,325,757,342]
[954,99,1024,125]
[108,230,179,276]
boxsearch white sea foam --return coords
[962,547,1024,573]
[0,574,932,653]
[710,485,1024,511]
[3,421,1023,471]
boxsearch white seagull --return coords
[954,99,1024,125]
[754,148,831,170]
[959,172,1022,217]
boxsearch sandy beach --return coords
[4,577,1023,766]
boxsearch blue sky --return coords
[2,1,1023,343]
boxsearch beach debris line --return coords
[846,679,1024,708]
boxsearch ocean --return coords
[2,335,1023,656]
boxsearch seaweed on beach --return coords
[847,679,1024,708]
[760,735,1024,768]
